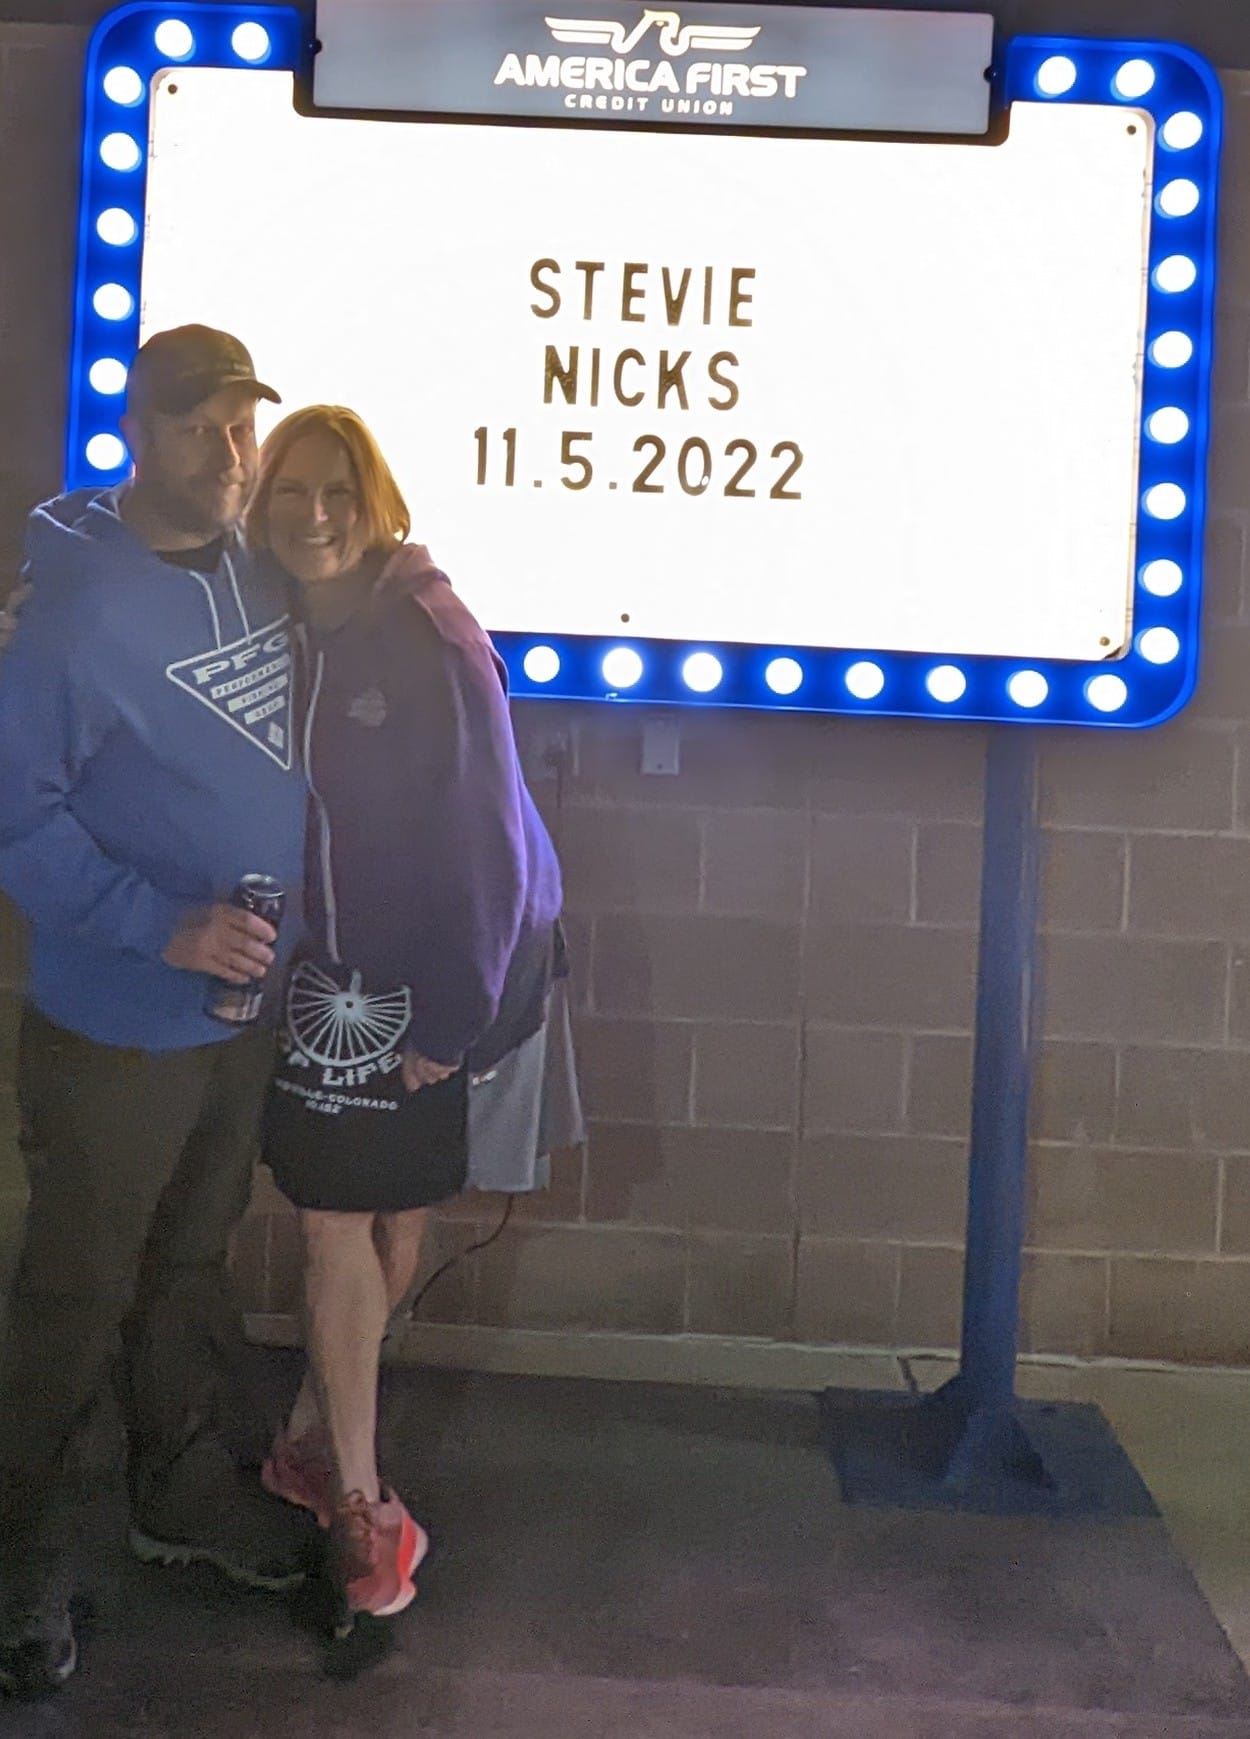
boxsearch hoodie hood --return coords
[24,485,246,587]
[373,543,512,694]
[374,541,446,603]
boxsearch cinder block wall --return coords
[0,22,83,1304]
[4,20,1250,1366]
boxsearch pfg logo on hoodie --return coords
[165,617,295,770]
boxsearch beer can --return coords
[206,874,286,1025]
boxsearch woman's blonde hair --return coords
[246,404,411,553]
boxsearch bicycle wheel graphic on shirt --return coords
[286,961,412,1067]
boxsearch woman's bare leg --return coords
[284,1368,321,1445]
[283,1207,429,1446]
[374,1207,429,1324]
[299,1209,388,1502]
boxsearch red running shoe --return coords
[261,1428,335,1530]
[333,1488,427,1618]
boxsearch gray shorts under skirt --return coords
[467,980,584,1194]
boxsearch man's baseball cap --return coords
[127,324,281,415]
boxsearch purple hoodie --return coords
[297,544,563,1068]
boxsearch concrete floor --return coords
[4,1351,1250,1737]
[390,1336,1250,1675]
[933,1353,1250,1675]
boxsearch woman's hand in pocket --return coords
[402,1048,458,1092]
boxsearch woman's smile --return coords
[267,429,365,584]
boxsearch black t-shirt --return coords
[154,538,225,572]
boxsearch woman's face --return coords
[265,430,366,585]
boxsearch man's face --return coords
[125,383,260,539]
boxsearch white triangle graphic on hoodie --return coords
[165,615,295,771]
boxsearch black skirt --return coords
[262,957,468,1213]
[264,1068,467,1213]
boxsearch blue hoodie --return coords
[0,488,306,1049]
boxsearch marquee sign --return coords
[67,4,1222,727]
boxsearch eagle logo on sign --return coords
[545,10,761,56]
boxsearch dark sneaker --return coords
[0,1561,78,1700]
[129,1440,321,1592]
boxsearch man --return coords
[0,326,315,1699]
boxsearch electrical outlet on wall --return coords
[524,723,577,783]
[641,716,681,776]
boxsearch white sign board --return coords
[138,68,1151,662]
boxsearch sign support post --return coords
[921,725,1047,1494]
[821,726,1155,1517]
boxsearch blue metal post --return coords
[926,724,1047,1490]
[823,723,1154,1513]
[961,724,1041,1401]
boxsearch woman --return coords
[245,406,580,1625]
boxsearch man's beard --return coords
[150,476,246,540]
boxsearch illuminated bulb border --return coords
[67,13,1221,729]
[522,645,561,684]
[765,657,804,696]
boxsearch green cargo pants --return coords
[0,1006,274,1552]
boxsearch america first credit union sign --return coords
[312,0,995,136]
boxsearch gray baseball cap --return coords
[127,324,281,415]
